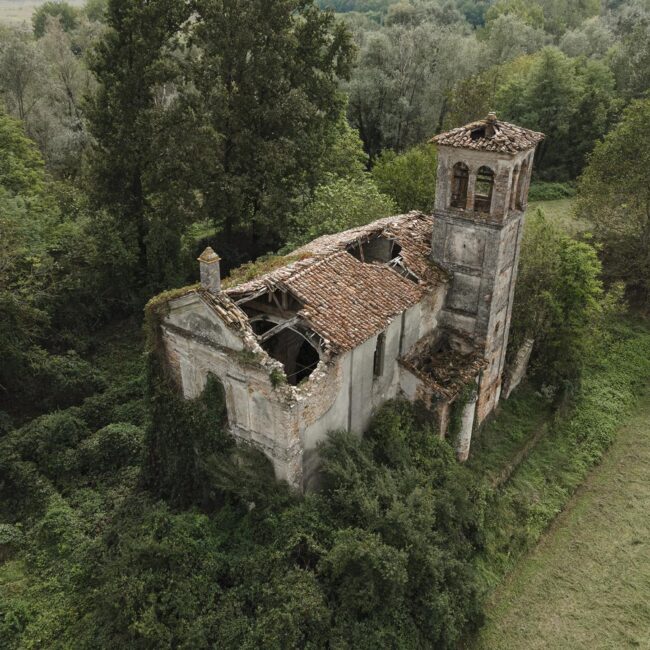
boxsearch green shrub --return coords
[288,175,397,247]
[0,524,24,562]
[77,423,144,474]
[79,376,145,430]
[143,359,232,507]
[26,349,107,411]
[527,181,576,201]
[510,208,604,392]
[371,144,438,213]
[0,450,55,523]
[11,411,90,481]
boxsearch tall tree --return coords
[87,0,353,288]
[181,0,355,260]
[496,47,616,179]
[86,0,190,289]
[576,99,650,307]
[347,21,481,158]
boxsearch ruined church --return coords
[155,113,544,489]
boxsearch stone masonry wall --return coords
[432,145,534,425]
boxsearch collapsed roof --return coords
[431,113,544,154]
[224,212,448,353]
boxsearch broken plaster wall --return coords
[161,293,306,486]
[161,280,447,491]
[503,338,534,399]
[300,291,444,489]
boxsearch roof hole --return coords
[347,235,402,265]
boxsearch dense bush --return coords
[11,410,90,481]
[143,360,233,507]
[527,181,575,201]
[477,318,650,587]
[77,423,144,474]
[371,144,438,213]
[510,208,605,392]
[0,389,485,649]
[576,98,650,308]
[74,399,484,649]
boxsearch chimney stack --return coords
[485,111,497,137]
[198,247,221,294]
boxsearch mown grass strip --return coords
[476,318,650,592]
[477,386,650,649]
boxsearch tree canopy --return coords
[576,99,650,307]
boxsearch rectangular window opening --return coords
[373,332,386,378]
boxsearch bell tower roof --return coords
[431,113,544,154]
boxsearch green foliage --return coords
[269,367,287,388]
[510,208,604,391]
[576,98,650,307]
[84,0,108,22]
[0,108,139,416]
[86,0,192,291]
[87,0,355,290]
[496,47,618,179]
[143,359,233,507]
[23,349,107,412]
[0,524,23,562]
[485,0,545,28]
[289,175,397,245]
[527,180,575,201]
[371,143,437,213]
[347,19,482,157]
[222,255,306,289]
[477,318,650,587]
[0,108,44,196]
[0,382,485,649]
[77,423,143,473]
[32,1,80,39]
[11,410,90,481]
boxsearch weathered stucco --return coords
[431,144,534,435]
[161,281,447,490]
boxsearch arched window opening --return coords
[510,165,520,210]
[475,166,494,213]
[451,162,469,209]
[516,160,528,210]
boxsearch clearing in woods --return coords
[477,386,650,649]
[0,0,84,26]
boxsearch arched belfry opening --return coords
[451,162,469,209]
[474,166,494,213]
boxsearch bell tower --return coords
[430,113,543,423]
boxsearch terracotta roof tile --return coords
[224,212,447,351]
[285,252,425,350]
[431,114,544,154]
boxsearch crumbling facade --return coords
[155,114,543,489]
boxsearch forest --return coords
[1,0,649,647]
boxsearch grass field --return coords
[527,198,590,236]
[0,0,83,26]
[477,385,650,649]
